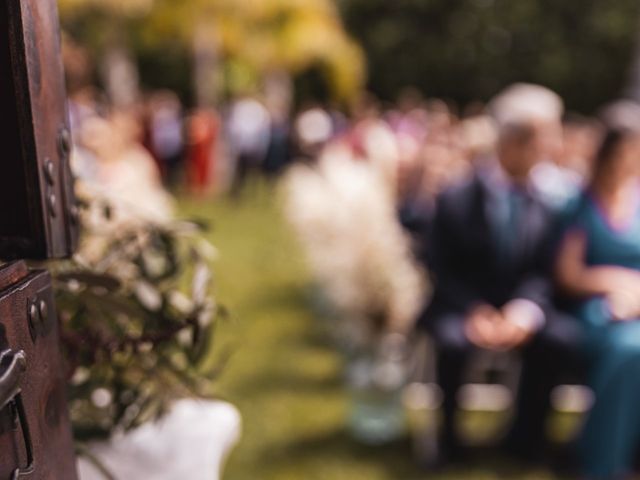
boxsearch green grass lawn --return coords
[178,184,565,480]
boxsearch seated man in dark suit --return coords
[421,84,582,465]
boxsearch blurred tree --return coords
[58,0,365,107]
[626,17,640,102]
[59,0,154,106]
[338,0,640,112]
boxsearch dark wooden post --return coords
[0,0,78,260]
[0,0,79,478]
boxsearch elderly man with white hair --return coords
[418,83,583,467]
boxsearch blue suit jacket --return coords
[420,166,558,329]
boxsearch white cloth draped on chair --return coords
[77,399,241,480]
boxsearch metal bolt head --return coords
[48,192,57,217]
[44,159,55,185]
[69,204,79,225]
[58,128,71,157]
[28,302,38,323]
[38,299,48,324]
[28,301,40,341]
[58,127,71,158]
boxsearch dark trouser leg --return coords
[507,312,584,460]
[580,340,640,479]
[231,153,250,198]
[438,348,468,453]
[432,315,473,455]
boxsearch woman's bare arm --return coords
[554,230,640,297]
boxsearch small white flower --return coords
[91,388,113,409]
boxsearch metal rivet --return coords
[44,159,55,185]
[48,193,57,217]
[28,301,39,341]
[38,299,48,324]
[69,204,79,225]
[58,128,71,157]
[28,302,38,322]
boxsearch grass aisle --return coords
[179,187,559,480]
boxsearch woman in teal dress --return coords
[555,113,640,479]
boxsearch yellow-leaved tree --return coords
[58,0,365,106]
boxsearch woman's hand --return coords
[607,285,640,322]
[595,268,640,321]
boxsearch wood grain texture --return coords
[0,0,78,260]
[0,262,78,479]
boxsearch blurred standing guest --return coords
[387,88,428,163]
[147,91,186,188]
[420,84,581,465]
[399,127,470,259]
[186,109,220,196]
[328,104,349,138]
[263,109,291,178]
[226,97,271,197]
[77,109,174,224]
[347,94,402,197]
[68,87,105,182]
[424,99,457,143]
[560,114,602,180]
[387,89,430,209]
[292,106,334,162]
[554,101,640,480]
[459,112,497,160]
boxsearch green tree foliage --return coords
[49,198,221,440]
[58,0,365,104]
[338,0,640,111]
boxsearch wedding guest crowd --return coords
[66,62,640,476]
[284,81,640,479]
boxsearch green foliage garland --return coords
[48,199,222,441]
